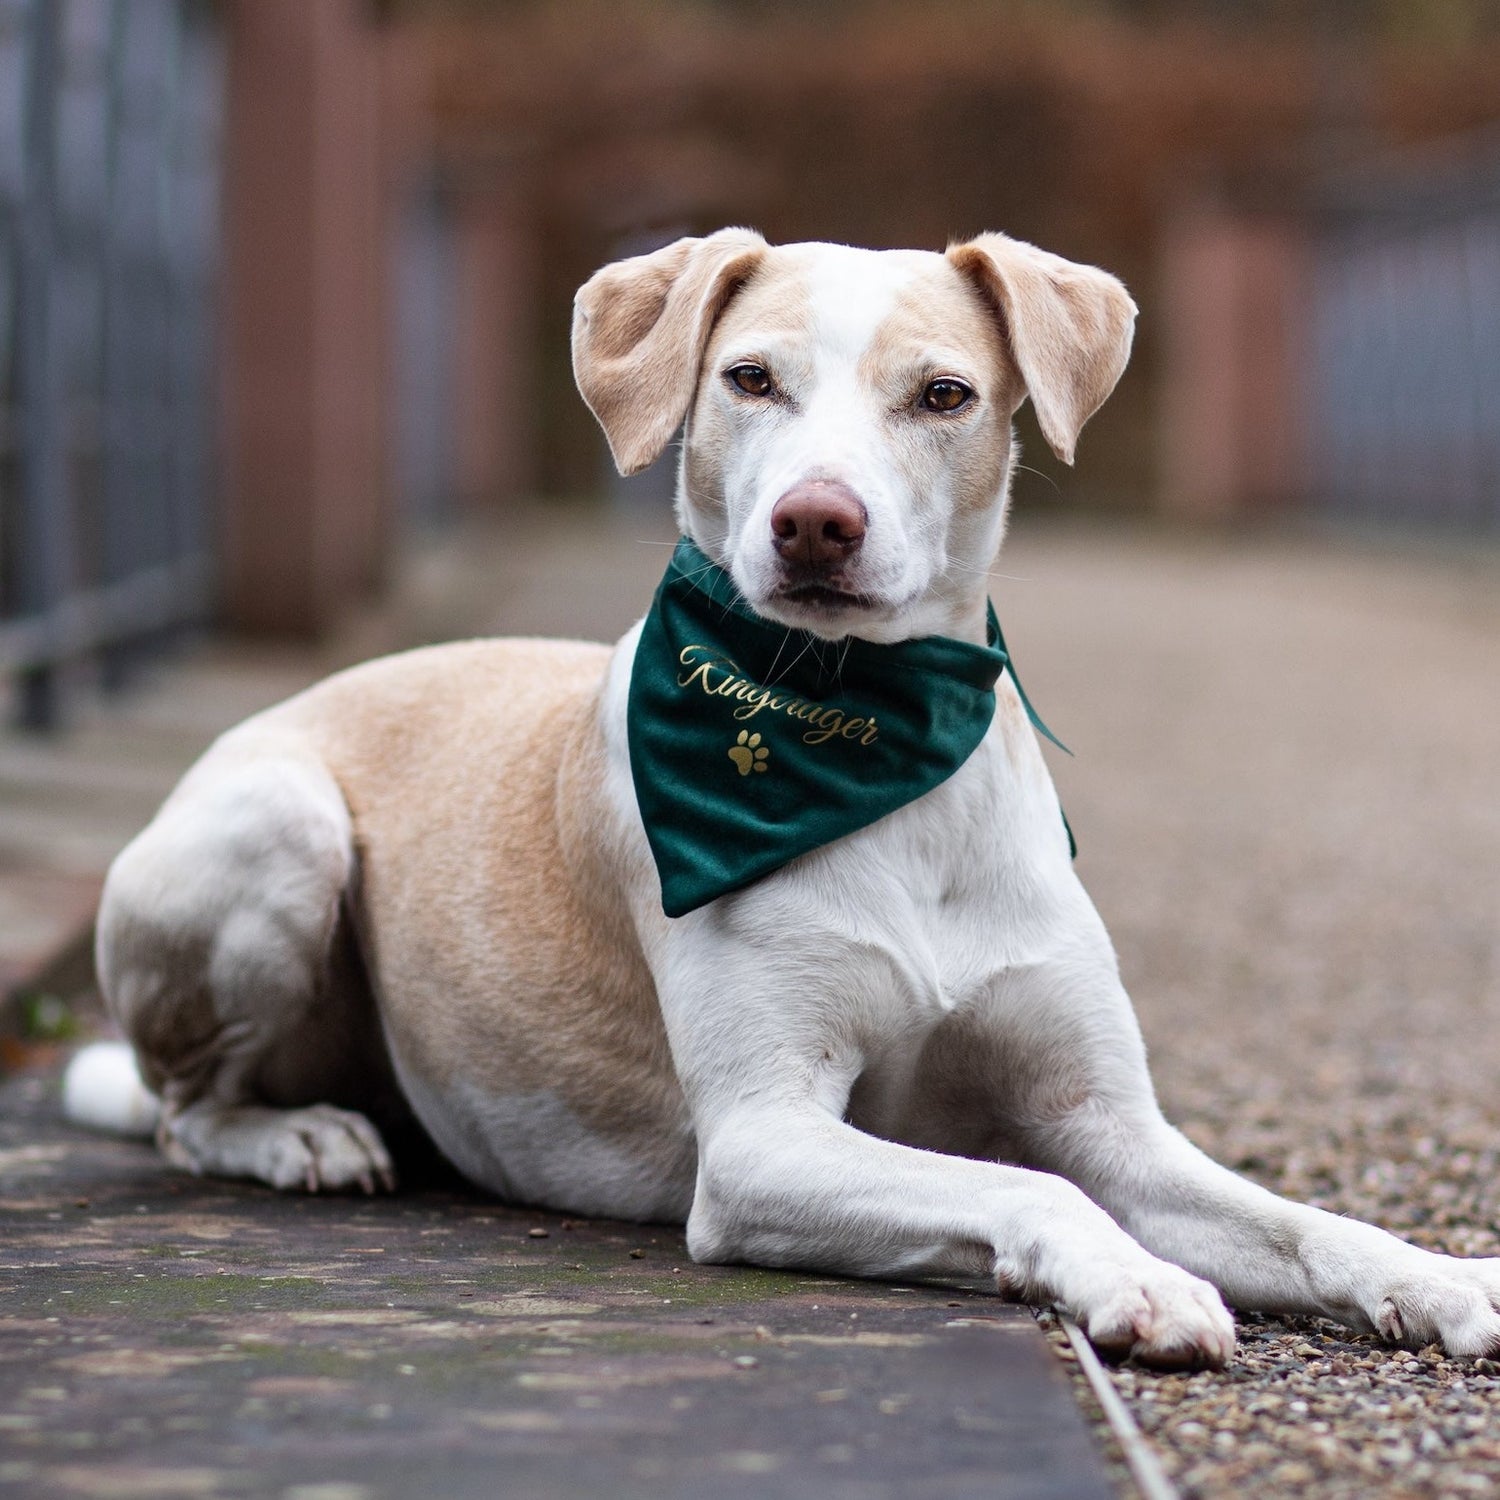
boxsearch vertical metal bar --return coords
[0,3,26,625]
[169,1,223,613]
[161,0,193,602]
[1465,215,1500,533]
[57,0,111,683]
[132,0,168,593]
[98,0,132,691]
[13,0,65,729]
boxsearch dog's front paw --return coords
[1071,1259,1236,1371]
[1378,1257,1500,1358]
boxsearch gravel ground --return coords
[998,516,1500,1499]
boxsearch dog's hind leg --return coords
[88,733,397,1194]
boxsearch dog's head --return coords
[573,230,1135,642]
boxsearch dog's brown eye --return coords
[727,363,774,398]
[922,379,973,413]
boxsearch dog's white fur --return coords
[70,230,1500,1369]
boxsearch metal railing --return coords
[1310,129,1500,534]
[0,0,222,729]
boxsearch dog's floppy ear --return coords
[572,228,768,476]
[947,233,1137,465]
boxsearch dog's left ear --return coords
[572,228,768,476]
[947,234,1137,465]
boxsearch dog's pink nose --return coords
[770,481,867,567]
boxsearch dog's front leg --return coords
[1048,1108,1500,1357]
[1004,963,1500,1357]
[691,1106,1232,1367]
[658,958,1233,1368]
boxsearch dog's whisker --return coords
[1013,462,1061,493]
[833,634,853,686]
[764,628,797,685]
[775,630,821,682]
[944,558,1000,580]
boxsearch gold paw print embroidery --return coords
[728,730,770,776]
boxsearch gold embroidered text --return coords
[677,645,880,746]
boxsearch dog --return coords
[66,228,1500,1370]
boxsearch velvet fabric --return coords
[628,538,1070,918]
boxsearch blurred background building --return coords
[2,0,1500,729]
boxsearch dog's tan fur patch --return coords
[274,642,687,1157]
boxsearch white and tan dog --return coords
[68,229,1500,1369]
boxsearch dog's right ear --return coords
[572,229,767,476]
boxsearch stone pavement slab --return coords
[0,1069,1117,1500]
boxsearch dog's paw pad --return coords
[728,731,770,776]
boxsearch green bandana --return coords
[628,538,1071,918]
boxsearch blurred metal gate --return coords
[1309,131,1500,534]
[0,0,223,729]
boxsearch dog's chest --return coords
[797,719,1075,1023]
